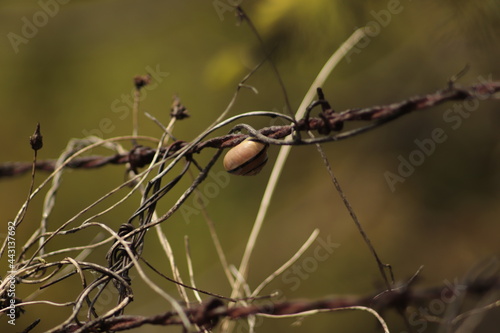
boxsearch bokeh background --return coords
[1,0,499,332]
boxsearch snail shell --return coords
[223,138,268,176]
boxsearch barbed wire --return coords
[1,80,498,179]
[49,274,500,333]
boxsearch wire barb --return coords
[2,80,499,179]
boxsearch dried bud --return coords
[133,74,152,90]
[170,95,190,120]
[29,123,43,151]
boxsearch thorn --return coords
[448,64,470,88]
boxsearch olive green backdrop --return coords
[1,1,499,332]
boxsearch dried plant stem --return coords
[236,6,293,117]
[184,236,203,304]
[195,186,235,287]
[230,26,367,300]
[8,300,75,308]
[24,233,105,303]
[453,299,500,328]
[315,143,393,289]
[132,88,140,143]
[19,136,160,266]
[0,128,40,258]
[38,138,92,256]
[260,306,390,333]
[155,225,190,304]
[251,229,320,297]
[79,222,191,332]
[135,131,191,305]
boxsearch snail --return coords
[223,138,268,176]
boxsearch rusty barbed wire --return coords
[49,273,500,333]
[1,81,498,179]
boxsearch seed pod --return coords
[223,138,268,176]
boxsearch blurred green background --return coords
[1,0,499,332]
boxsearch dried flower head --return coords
[29,123,43,151]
